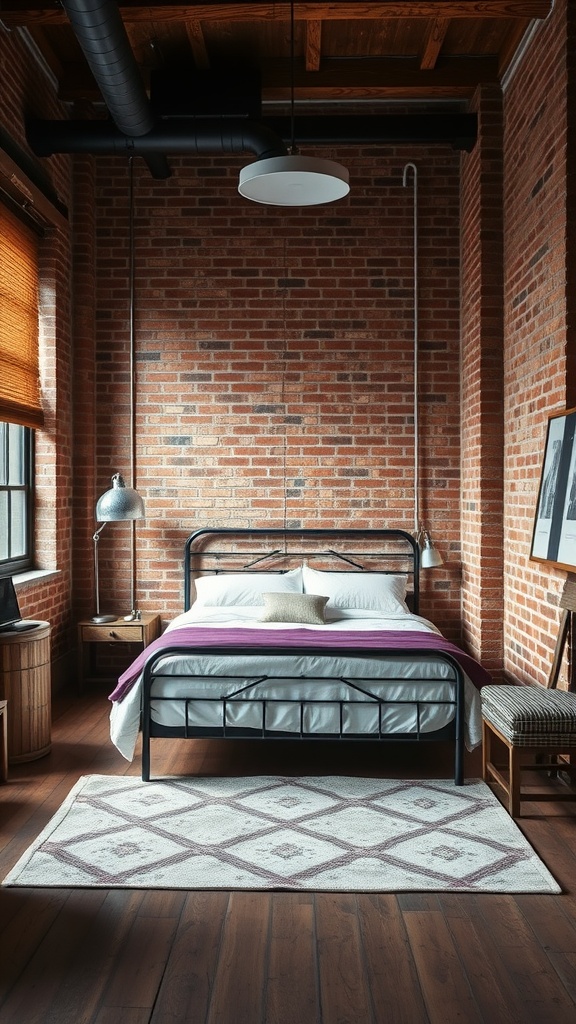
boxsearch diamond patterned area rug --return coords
[2,774,560,893]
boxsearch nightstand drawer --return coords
[81,624,145,644]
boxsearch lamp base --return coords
[91,613,117,624]
[123,610,141,621]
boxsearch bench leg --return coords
[509,743,521,817]
[482,718,520,815]
[482,719,491,782]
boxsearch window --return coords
[0,421,34,574]
[0,201,41,576]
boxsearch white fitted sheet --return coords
[110,607,482,761]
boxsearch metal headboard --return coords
[183,527,420,614]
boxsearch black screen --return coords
[0,577,21,628]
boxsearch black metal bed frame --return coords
[140,527,466,784]
[183,526,421,613]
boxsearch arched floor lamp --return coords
[92,474,144,623]
[403,162,443,570]
[91,158,145,621]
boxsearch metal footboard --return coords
[140,644,465,786]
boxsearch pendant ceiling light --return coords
[238,1,349,207]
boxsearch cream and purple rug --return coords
[2,774,560,893]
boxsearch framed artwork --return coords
[530,406,576,572]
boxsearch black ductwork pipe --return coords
[61,0,151,136]
[59,0,171,178]
[27,112,476,164]
[27,118,288,161]
[264,113,477,153]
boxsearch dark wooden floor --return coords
[2,688,576,1024]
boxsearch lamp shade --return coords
[420,532,443,569]
[95,473,144,521]
[238,155,350,206]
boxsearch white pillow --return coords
[193,567,302,607]
[302,565,409,614]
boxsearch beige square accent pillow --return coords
[259,592,328,624]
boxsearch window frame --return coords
[0,421,34,577]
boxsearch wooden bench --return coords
[482,684,576,817]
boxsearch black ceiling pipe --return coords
[262,113,478,153]
[59,0,170,179]
[26,118,288,161]
[27,111,475,163]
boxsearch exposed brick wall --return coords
[460,85,505,679]
[567,0,576,406]
[71,150,97,619]
[502,0,573,686]
[88,149,463,631]
[0,28,74,674]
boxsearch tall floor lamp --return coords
[92,473,145,623]
[91,157,145,622]
[403,161,443,570]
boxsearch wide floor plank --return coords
[316,893,373,1024]
[150,891,230,1023]
[403,910,484,1024]
[357,893,429,1024]
[206,891,271,1024]
[266,893,320,1024]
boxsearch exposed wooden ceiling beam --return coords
[185,20,211,69]
[56,55,498,103]
[26,25,65,81]
[264,57,498,99]
[420,17,449,69]
[0,1,553,27]
[305,20,322,72]
[0,135,68,229]
[497,16,532,73]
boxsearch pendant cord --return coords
[289,0,296,154]
[403,162,419,537]
[281,236,289,533]
[129,155,136,494]
[128,156,137,615]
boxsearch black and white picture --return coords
[531,406,576,571]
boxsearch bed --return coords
[109,527,491,783]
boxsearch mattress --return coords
[109,607,483,761]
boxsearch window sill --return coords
[13,569,61,589]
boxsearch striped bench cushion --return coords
[481,684,576,747]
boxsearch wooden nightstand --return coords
[77,613,161,688]
[0,622,51,762]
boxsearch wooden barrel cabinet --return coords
[0,622,51,762]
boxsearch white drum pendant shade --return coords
[238,154,350,206]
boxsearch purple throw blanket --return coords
[109,627,492,703]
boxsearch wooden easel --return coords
[547,574,576,690]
